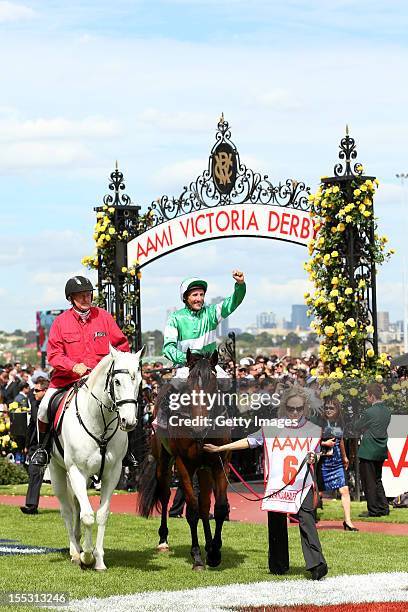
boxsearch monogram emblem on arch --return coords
[212,142,237,194]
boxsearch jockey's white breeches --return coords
[174,365,229,379]
[38,387,63,424]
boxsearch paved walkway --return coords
[1,490,407,535]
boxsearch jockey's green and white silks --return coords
[163,282,246,365]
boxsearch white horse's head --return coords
[104,345,145,431]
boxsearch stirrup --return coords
[30,448,49,467]
[122,451,138,468]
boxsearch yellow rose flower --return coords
[331,250,339,258]
[345,215,352,223]
[345,288,353,295]
[337,223,345,232]
[121,266,128,273]
[366,348,375,358]
[354,189,361,196]
[109,227,116,235]
[324,325,335,336]
[328,302,336,312]
[346,318,356,327]
[349,388,358,397]
[333,186,340,193]
[337,394,344,402]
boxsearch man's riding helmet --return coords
[65,276,94,300]
[180,277,208,303]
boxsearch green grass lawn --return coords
[2,485,407,524]
[316,498,408,523]
[0,483,130,497]
[0,503,407,611]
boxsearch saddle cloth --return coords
[47,387,76,434]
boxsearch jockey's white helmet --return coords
[180,277,208,302]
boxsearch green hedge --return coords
[0,458,29,485]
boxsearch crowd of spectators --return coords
[0,351,400,520]
[0,362,50,460]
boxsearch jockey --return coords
[162,270,246,378]
[31,275,136,468]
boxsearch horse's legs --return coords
[49,460,81,564]
[93,462,122,571]
[176,456,204,570]
[67,464,95,567]
[208,460,229,567]
[157,449,171,551]
[197,468,213,559]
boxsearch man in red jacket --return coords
[32,276,135,468]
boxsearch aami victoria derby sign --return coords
[127,204,317,268]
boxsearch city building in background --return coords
[256,312,276,329]
[290,304,312,330]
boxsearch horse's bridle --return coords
[103,362,139,412]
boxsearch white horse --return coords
[49,345,144,571]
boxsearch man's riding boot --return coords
[30,431,51,468]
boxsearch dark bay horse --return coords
[137,350,231,570]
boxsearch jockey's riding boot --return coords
[122,450,138,468]
[30,431,51,468]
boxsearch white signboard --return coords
[383,416,408,497]
[127,204,316,268]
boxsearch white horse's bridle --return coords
[103,361,139,413]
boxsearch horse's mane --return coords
[188,355,213,389]
[86,352,113,391]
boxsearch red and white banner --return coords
[127,204,316,268]
[383,417,408,497]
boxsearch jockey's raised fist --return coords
[232,270,245,284]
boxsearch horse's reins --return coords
[217,451,318,504]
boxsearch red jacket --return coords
[47,307,130,388]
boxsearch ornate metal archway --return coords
[92,115,379,365]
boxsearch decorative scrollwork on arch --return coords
[144,116,311,229]
[333,127,364,179]
[103,164,132,207]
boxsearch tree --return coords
[284,332,301,347]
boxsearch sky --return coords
[1,0,407,334]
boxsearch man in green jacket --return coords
[356,382,391,517]
[163,270,246,378]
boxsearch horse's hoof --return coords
[94,566,107,572]
[71,556,81,566]
[206,556,221,568]
[157,543,170,552]
[80,551,95,568]
[192,563,205,571]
